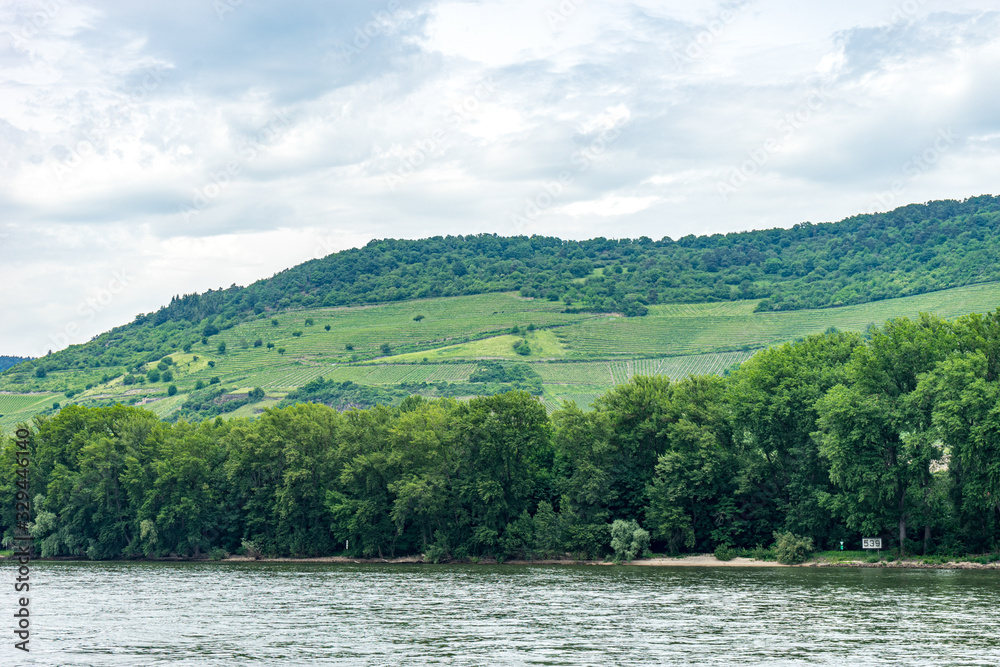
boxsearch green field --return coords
[558,282,1000,357]
[0,392,61,433]
[3,282,1000,431]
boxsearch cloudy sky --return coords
[2,0,999,357]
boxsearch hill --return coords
[3,196,1000,429]
[4,279,1000,431]
[0,356,30,372]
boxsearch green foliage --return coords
[413,314,425,322]
[610,519,650,563]
[218,341,227,354]
[714,544,736,561]
[773,531,814,564]
[167,385,178,397]
[513,340,531,356]
[7,308,1000,563]
[380,343,392,355]
[146,369,161,383]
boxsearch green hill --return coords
[3,196,1000,430]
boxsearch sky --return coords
[2,0,999,357]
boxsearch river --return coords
[17,562,1000,665]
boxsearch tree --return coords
[816,315,956,556]
[217,342,227,354]
[610,519,650,563]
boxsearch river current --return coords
[16,562,1000,665]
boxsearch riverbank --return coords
[17,553,1000,569]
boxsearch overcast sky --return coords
[2,0,999,357]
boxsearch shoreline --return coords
[22,554,1000,569]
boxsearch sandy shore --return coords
[25,554,1000,569]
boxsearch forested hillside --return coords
[6,310,999,561]
[0,356,30,372]
[4,195,999,382]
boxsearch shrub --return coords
[254,339,263,347]
[714,544,736,561]
[413,314,425,322]
[123,374,136,386]
[241,539,262,560]
[324,324,331,331]
[161,370,173,382]
[209,377,220,385]
[146,369,161,383]
[248,387,265,402]
[217,341,227,354]
[208,361,215,368]
[157,361,169,371]
[513,340,531,356]
[167,385,178,396]
[194,380,206,390]
[345,343,354,351]
[35,367,47,379]
[773,531,814,565]
[292,331,302,337]
[278,348,286,355]
[209,547,228,561]
[380,343,392,355]
[610,519,650,564]
[305,318,314,326]
[271,319,279,327]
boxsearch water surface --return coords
[19,562,1000,665]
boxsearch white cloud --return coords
[1,1,1000,355]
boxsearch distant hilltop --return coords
[0,356,31,373]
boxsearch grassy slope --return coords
[3,282,1000,430]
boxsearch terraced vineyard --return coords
[3,281,1000,431]
[0,392,60,432]
[557,282,1000,357]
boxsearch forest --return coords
[4,309,1000,562]
[8,195,1000,380]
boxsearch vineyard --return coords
[3,281,1000,431]
[557,281,1000,357]
[0,393,60,432]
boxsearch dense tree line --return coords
[7,196,1000,384]
[4,310,1000,561]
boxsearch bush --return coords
[253,339,263,348]
[248,387,265,402]
[167,385,178,396]
[773,531,814,565]
[305,318,314,326]
[123,374,137,386]
[292,331,302,337]
[513,340,531,356]
[217,342,227,354]
[161,370,173,382]
[194,380,206,390]
[714,544,736,561]
[380,343,392,355]
[209,547,228,561]
[271,319,279,327]
[266,342,274,349]
[209,377,220,385]
[146,369,161,383]
[413,314,425,322]
[324,324,331,331]
[241,539,262,560]
[610,519,650,563]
